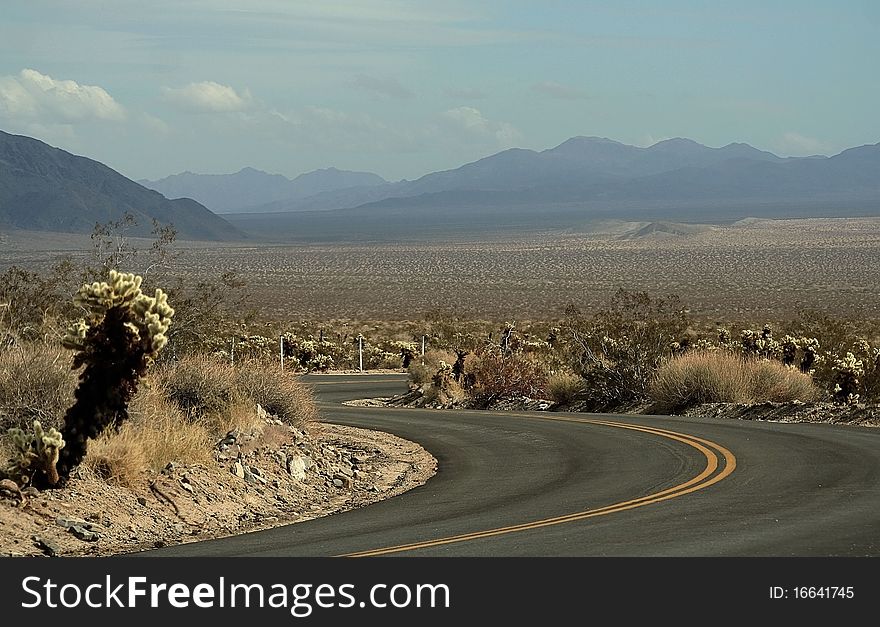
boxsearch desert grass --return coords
[650,350,818,413]
[546,371,584,405]
[233,358,317,427]
[82,384,211,485]
[0,342,75,432]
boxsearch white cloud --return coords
[531,81,587,100]
[349,74,414,99]
[0,69,125,122]
[141,113,170,135]
[162,81,252,112]
[776,132,828,156]
[440,106,521,146]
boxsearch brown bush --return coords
[0,342,76,432]
[650,351,818,413]
[471,348,548,403]
[546,371,584,406]
[84,387,212,485]
[153,355,240,419]
[234,358,317,428]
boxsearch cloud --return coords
[440,106,521,146]
[0,68,125,122]
[349,74,414,99]
[162,81,253,112]
[530,81,587,100]
[776,132,828,156]
[444,87,487,100]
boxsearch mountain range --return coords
[3,130,880,243]
[142,136,880,221]
[0,130,240,240]
[140,167,386,214]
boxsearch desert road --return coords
[143,374,880,557]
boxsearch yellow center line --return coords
[340,418,736,557]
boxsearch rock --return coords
[69,525,99,542]
[57,516,95,530]
[243,467,266,485]
[22,486,40,498]
[232,461,246,479]
[256,404,268,421]
[332,474,352,489]
[219,431,238,447]
[286,455,308,481]
[33,536,60,557]
[137,496,147,506]
[179,480,194,494]
[0,478,21,500]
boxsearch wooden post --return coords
[358,335,364,372]
[280,334,284,371]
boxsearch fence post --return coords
[280,334,284,371]
[358,335,364,372]
[230,337,235,365]
[421,334,426,365]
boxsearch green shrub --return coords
[564,290,689,409]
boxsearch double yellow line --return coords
[341,417,736,557]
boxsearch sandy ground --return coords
[0,420,436,557]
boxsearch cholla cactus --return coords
[831,352,863,404]
[52,271,173,485]
[740,325,780,360]
[2,421,65,487]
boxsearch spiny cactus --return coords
[2,421,65,487]
[831,352,863,404]
[50,270,173,485]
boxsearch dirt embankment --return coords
[0,419,436,557]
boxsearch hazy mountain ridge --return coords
[220,136,880,216]
[0,130,241,240]
[141,167,387,214]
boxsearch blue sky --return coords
[1,1,878,181]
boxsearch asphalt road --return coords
[145,374,880,557]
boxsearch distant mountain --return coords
[141,166,386,214]
[327,136,880,212]
[227,136,880,242]
[0,130,241,240]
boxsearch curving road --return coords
[145,374,880,557]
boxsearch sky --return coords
[1,1,879,182]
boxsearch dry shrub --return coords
[234,358,317,428]
[471,349,549,403]
[153,355,239,419]
[0,342,76,432]
[651,351,818,413]
[407,362,432,386]
[82,430,149,487]
[84,387,212,485]
[155,355,316,430]
[547,371,584,406]
[750,359,820,403]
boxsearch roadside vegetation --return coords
[3,215,880,492]
[0,216,316,490]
